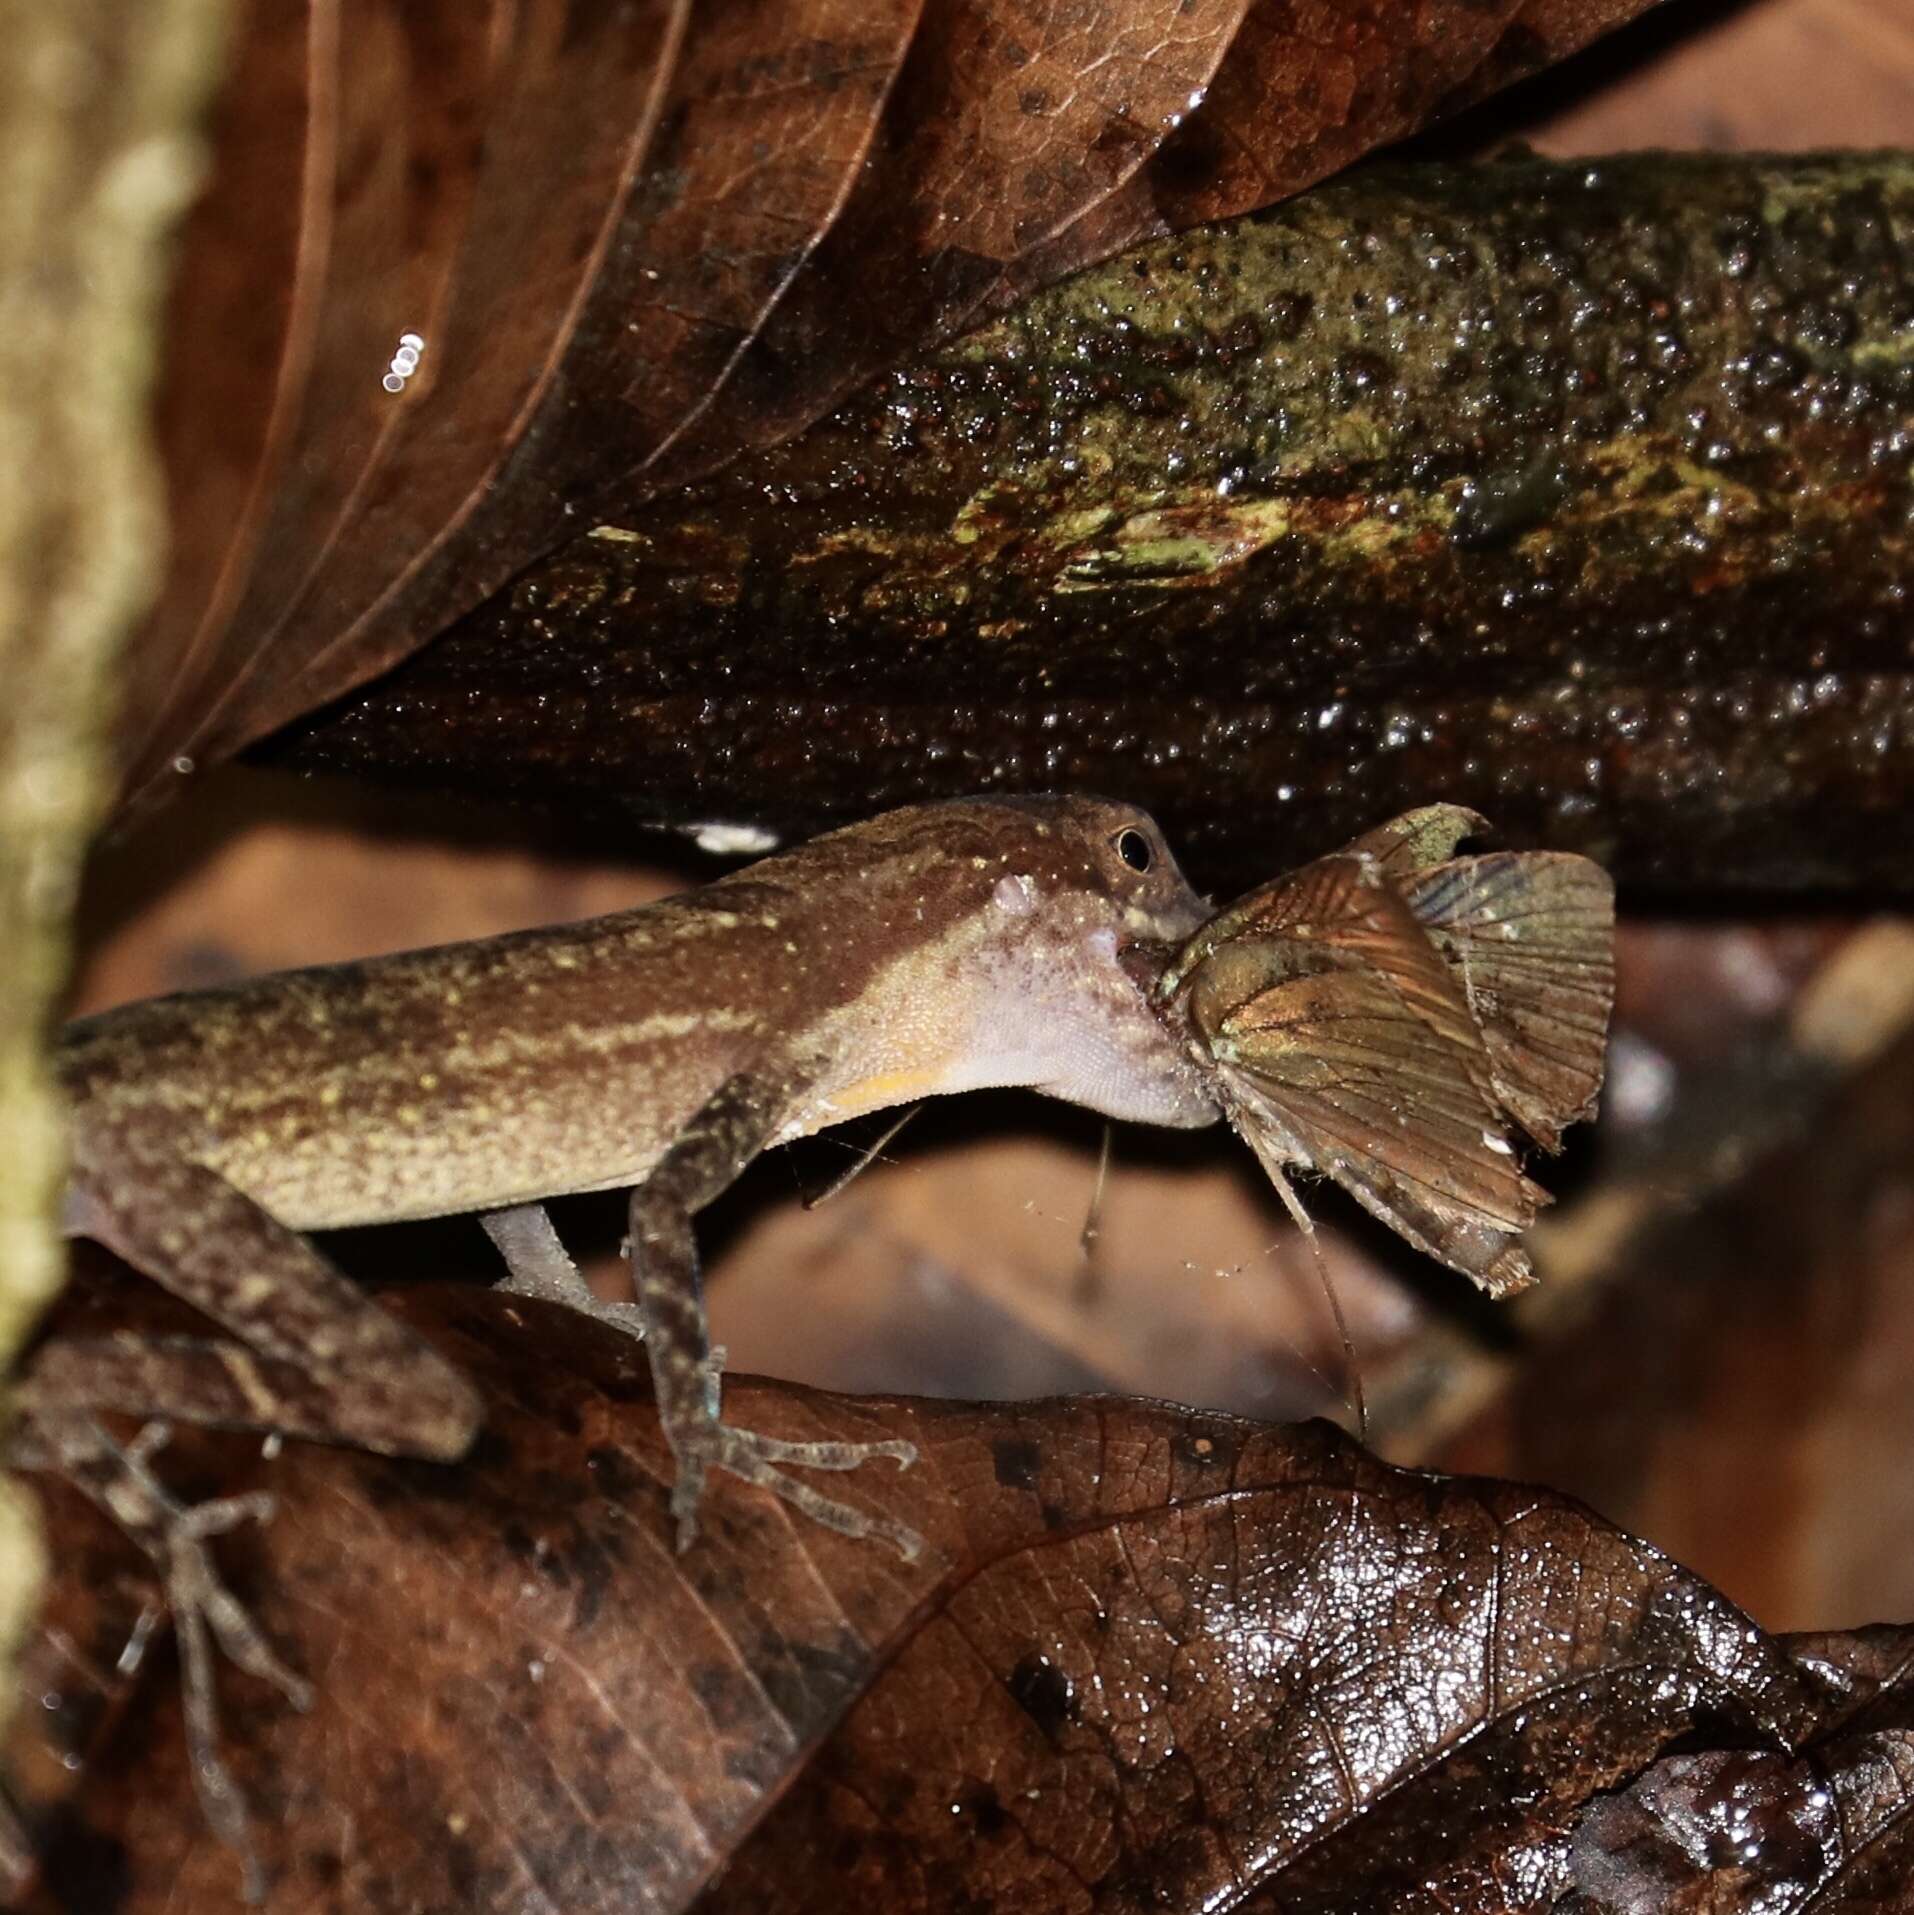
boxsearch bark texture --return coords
[278,150,1914,895]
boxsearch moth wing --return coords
[1213,854,1503,1091]
[1402,852,1616,1151]
[1206,966,1547,1296]
[1333,804,1492,880]
[1161,846,1477,1003]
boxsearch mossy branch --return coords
[281,150,1914,894]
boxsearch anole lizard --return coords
[25,794,1217,1553]
[13,794,1219,1891]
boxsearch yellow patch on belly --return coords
[777,1060,969,1147]
[822,1065,953,1121]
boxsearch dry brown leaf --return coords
[12,1279,1912,1912]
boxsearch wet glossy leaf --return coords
[1563,1629,1914,1912]
[124,0,1662,816]
[13,1282,1912,1912]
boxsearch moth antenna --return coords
[803,1104,923,1209]
[1262,1159,1369,1442]
[1073,1121,1115,1304]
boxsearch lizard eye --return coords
[1114,827,1153,873]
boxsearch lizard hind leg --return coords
[67,1145,481,1461]
[630,1074,925,1565]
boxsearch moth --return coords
[1155,806,1615,1295]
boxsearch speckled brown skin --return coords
[36,797,1217,1546]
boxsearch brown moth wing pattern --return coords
[1401,853,1616,1152]
[1180,854,1505,1109]
[1334,803,1492,881]
[1198,963,1548,1296]
[1179,858,1550,1297]
[1326,813,1616,1151]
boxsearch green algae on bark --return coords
[275,150,1914,894]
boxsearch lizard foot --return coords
[670,1422,922,1562]
[97,1424,309,1903]
[166,1486,313,1901]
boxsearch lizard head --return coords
[966,794,1210,950]
[868,794,1222,1129]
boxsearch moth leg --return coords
[1247,1141,1369,1440]
[12,1411,309,1903]
[66,1140,480,1460]
[801,1103,922,1210]
[1072,1119,1115,1305]
[633,1074,921,1562]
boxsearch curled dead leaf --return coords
[1563,1626,1914,1911]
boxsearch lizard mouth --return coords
[1118,936,1183,999]
[1122,891,1210,947]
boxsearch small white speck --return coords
[171,754,194,775]
[690,820,780,856]
[261,1433,283,1460]
[1606,1031,1677,1128]
[384,331,425,393]
[1482,1131,1513,1155]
